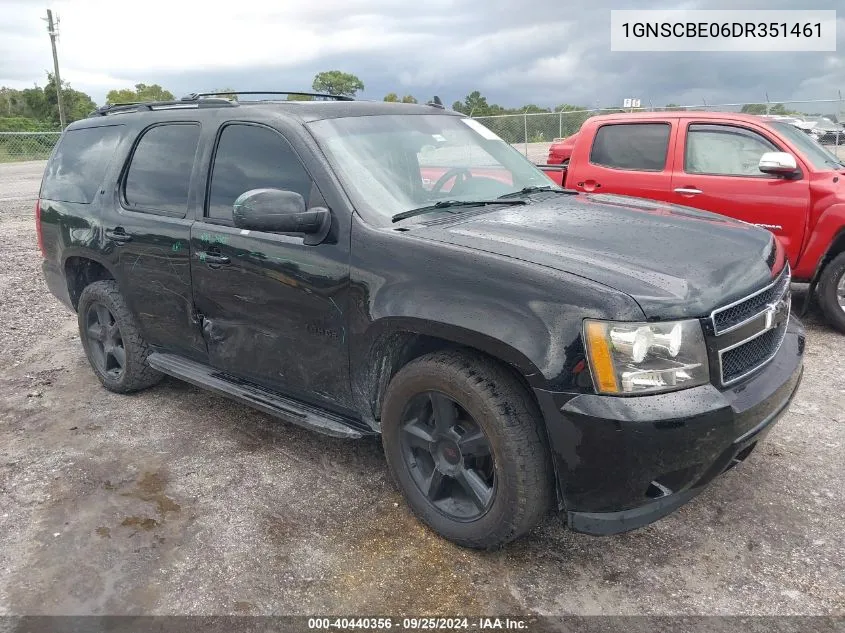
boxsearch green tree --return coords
[0,75,96,130]
[0,116,56,132]
[106,83,174,105]
[311,71,364,97]
[522,104,551,114]
[453,91,490,116]
[0,87,25,117]
[400,95,417,104]
[383,92,399,102]
[286,93,314,101]
[136,83,173,101]
[44,73,96,123]
[21,85,50,121]
[741,103,767,115]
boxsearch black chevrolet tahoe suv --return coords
[37,91,805,548]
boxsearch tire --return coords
[817,252,845,334]
[77,280,163,393]
[381,349,554,549]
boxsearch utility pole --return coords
[46,10,66,129]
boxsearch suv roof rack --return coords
[89,96,236,117]
[183,91,355,102]
[88,90,355,118]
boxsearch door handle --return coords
[674,187,703,195]
[580,179,601,192]
[105,227,132,243]
[198,252,231,266]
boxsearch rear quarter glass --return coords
[40,125,124,204]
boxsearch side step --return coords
[147,353,372,439]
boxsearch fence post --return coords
[837,90,843,150]
[523,113,528,157]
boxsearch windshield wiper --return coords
[498,185,577,199]
[391,199,527,223]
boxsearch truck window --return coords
[589,123,670,171]
[206,123,313,223]
[41,125,123,204]
[685,124,777,177]
[123,123,200,217]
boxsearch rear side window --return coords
[41,125,123,203]
[589,123,671,171]
[206,123,313,222]
[124,123,201,217]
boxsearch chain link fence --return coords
[472,97,845,163]
[0,132,62,163]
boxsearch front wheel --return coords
[381,350,554,549]
[817,252,845,334]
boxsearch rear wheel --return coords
[381,350,553,549]
[817,252,845,334]
[77,280,163,393]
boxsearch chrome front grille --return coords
[711,266,791,334]
[719,318,789,384]
[711,265,792,386]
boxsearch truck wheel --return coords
[380,350,553,549]
[817,252,845,334]
[77,280,163,393]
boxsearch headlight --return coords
[583,319,709,395]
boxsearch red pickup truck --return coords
[541,111,845,332]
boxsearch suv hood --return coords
[411,193,779,320]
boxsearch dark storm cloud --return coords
[1,0,842,109]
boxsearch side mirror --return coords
[233,188,331,245]
[758,152,799,177]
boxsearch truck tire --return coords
[380,349,554,549]
[77,280,163,393]
[817,252,845,334]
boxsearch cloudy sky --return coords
[1,0,842,110]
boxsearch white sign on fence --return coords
[623,98,641,108]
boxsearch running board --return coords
[147,353,371,439]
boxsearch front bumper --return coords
[534,316,805,536]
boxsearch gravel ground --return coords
[0,161,843,616]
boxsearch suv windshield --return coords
[307,114,561,224]
[767,121,844,170]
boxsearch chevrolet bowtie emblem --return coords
[764,304,777,330]
[764,298,787,330]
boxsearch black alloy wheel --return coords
[76,280,163,393]
[85,301,126,379]
[399,390,497,522]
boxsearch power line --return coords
[45,9,66,129]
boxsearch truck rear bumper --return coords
[534,317,805,535]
